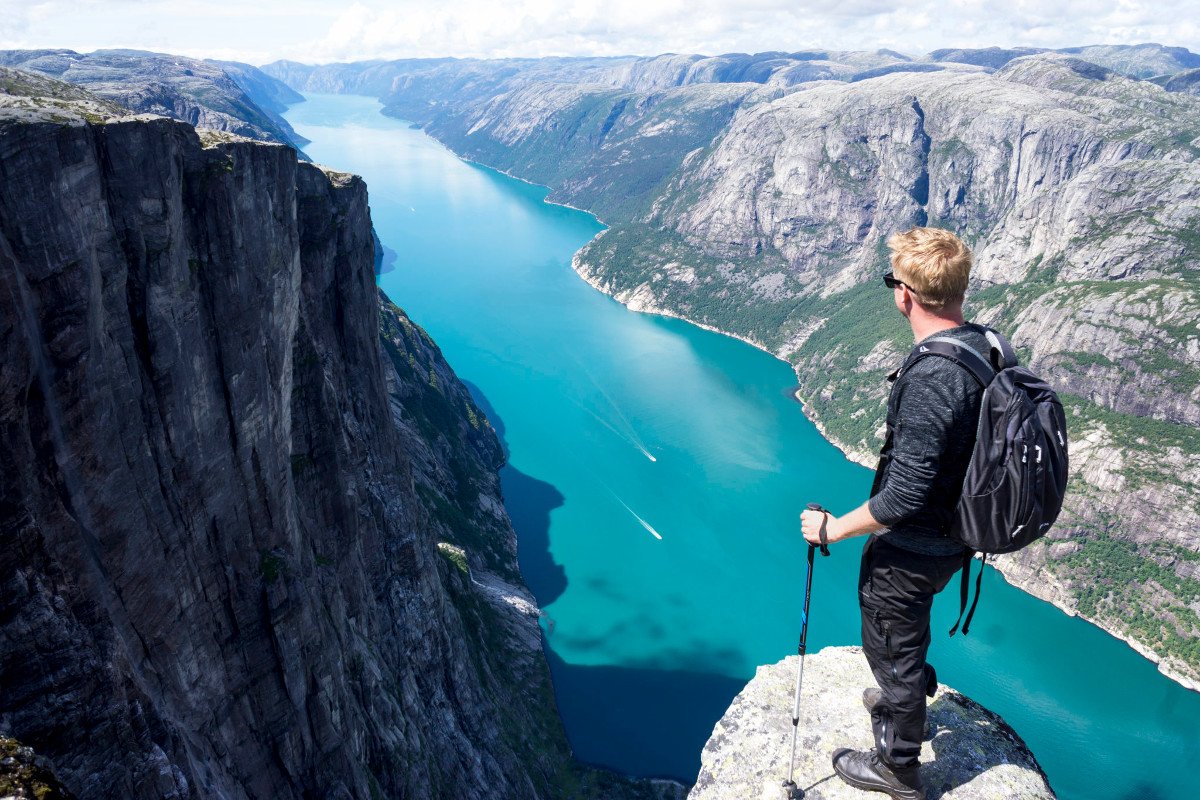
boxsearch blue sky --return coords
[2,0,1199,65]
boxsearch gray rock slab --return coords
[689,646,1055,800]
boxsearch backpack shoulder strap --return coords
[978,325,1019,371]
[899,337,995,387]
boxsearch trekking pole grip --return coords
[806,503,831,557]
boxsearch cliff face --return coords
[267,50,1200,687]
[0,76,667,800]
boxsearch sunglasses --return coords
[882,271,907,290]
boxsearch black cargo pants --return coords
[858,535,964,768]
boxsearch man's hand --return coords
[801,508,835,547]
[801,501,887,548]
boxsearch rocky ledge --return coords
[0,738,74,799]
[689,647,1054,800]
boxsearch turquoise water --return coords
[285,94,1197,800]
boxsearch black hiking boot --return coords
[832,748,926,800]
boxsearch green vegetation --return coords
[378,300,517,580]
[1058,532,1200,665]
[786,282,913,453]
[1056,350,1116,369]
[0,737,74,800]
[581,222,801,347]
[967,253,1062,313]
[436,542,469,574]
[420,83,753,222]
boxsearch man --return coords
[800,227,991,800]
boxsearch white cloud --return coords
[0,0,1198,65]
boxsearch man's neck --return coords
[909,308,966,343]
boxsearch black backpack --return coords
[897,326,1069,635]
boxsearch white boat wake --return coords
[570,359,657,462]
[576,402,657,461]
[603,487,663,540]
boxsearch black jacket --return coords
[867,323,992,555]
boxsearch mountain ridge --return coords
[0,48,309,148]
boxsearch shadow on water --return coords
[502,466,568,605]
[464,381,568,605]
[464,380,744,781]
[371,228,398,276]
[545,647,746,782]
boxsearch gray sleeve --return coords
[867,360,975,527]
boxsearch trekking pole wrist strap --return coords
[807,503,832,557]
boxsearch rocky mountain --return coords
[0,71,677,799]
[934,43,1200,78]
[266,46,1200,688]
[689,647,1055,800]
[1056,43,1200,80]
[211,59,307,120]
[0,49,308,148]
[264,56,626,104]
[1160,67,1200,95]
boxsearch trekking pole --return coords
[781,503,830,800]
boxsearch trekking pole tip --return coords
[779,779,804,799]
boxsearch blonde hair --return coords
[886,227,972,308]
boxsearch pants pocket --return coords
[858,537,877,603]
[876,610,899,685]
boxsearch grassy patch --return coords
[436,542,469,574]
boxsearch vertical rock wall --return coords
[0,107,568,799]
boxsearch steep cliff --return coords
[0,74,675,799]
[267,49,1200,687]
